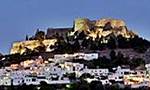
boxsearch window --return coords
[73,67,75,71]
[140,72,144,74]
[32,78,36,82]
[28,79,30,82]
[119,76,123,79]
[124,72,129,75]
[132,72,137,75]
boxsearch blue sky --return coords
[0,0,150,54]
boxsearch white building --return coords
[115,66,130,76]
[108,66,130,82]
[11,70,31,86]
[0,76,11,86]
[84,77,111,85]
[23,74,70,85]
[84,68,109,77]
[74,53,98,60]
[61,62,84,72]
[54,53,98,62]
[145,64,150,75]
[108,73,124,82]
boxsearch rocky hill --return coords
[5,18,150,66]
[9,18,150,54]
[57,18,149,53]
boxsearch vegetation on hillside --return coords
[53,30,150,54]
[71,50,145,69]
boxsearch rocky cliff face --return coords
[10,39,57,54]
[69,18,136,40]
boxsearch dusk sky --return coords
[0,0,150,54]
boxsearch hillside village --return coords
[0,18,150,90]
[0,54,150,89]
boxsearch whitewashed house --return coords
[100,79,112,85]
[115,66,130,76]
[83,53,98,60]
[23,74,70,85]
[54,54,74,61]
[108,66,130,82]
[108,73,124,82]
[54,53,98,62]
[145,64,150,75]
[75,53,98,60]
[0,76,11,86]
[62,62,84,72]
[84,77,111,85]
[84,68,109,77]
[59,62,84,77]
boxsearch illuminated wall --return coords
[95,18,125,28]
[10,39,57,54]
[74,18,90,32]
[71,18,136,40]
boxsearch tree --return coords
[114,51,125,66]
[117,35,129,48]
[90,81,104,90]
[78,80,90,90]
[130,36,150,53]
[67,73,76,80]
[81,39,88,48]
[68,80,90,90]
[40,81,55,90]
[18,84,37,90]
[35,29,45,40]
[108,38,116,49]
[78,31,87,40]
[130,58,145,69]
[110,84,120,90]
[107,34,117,49]
[110,50,116,60]
[80,73,93,79]
[68,82,79,90]
[90,40,98,50]
[98,37,107,50]
[73,40,80,52]
[93,57,112,68]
